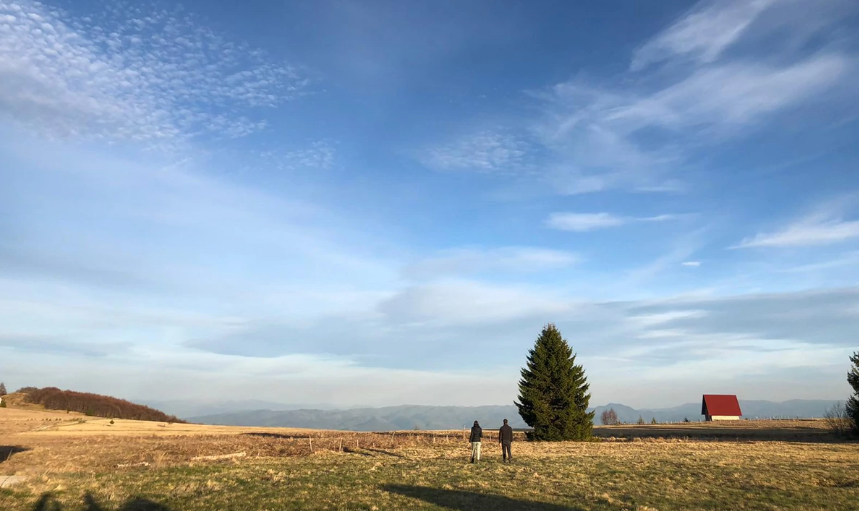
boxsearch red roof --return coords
[701,395,742,416]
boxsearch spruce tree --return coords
[516,324,594,441]
[847,351,859,435]
[0,382,6,396]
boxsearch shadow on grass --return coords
[1,446,30,464]
[361,447,405,458]
[592,425,851,443]
[32,492,173,511]
[383,484,585,511]
[243,432,311,439]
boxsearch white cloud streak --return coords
[610,55,849,131]
[734,213,859,248]
[530,0,855,195]
[545,212,678,232]
[630,0,777,71]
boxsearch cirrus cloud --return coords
[0,0,309,145]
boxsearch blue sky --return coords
[1,0,858,408]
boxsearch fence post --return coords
[339,439,342,452]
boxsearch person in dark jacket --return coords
[499,418,513,462]
[469,420,482,463]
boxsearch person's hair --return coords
[503,419,508,424]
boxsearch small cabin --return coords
[702,394,742,421]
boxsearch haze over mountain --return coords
[143,399,339,419]
[188,399,841,431]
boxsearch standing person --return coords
[469,420,482,463]
[499,418,513,462]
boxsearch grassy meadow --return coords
[2,406,858,510]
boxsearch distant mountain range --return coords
[186,399,841,431]
[189,405,528,431]
[142,399,338,419]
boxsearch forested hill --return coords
[18,387,185,423]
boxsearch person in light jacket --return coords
[499,418,513,462]
[469,420,482,463]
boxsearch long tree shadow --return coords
[243,432,311,439]
[361,447,405,458]
[383,484,585,511]
[592,425,853,443]
[1,445,31,463]
[32,492,173,511]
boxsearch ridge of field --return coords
[3,404,858,510]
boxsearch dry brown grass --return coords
[2,406,858,510]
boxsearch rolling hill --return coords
[15,387,185,423]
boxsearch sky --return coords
[1,0,858,409]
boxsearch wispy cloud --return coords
[0,334,131,357]
[259,140,338,171]
[632,0,855,72]
[733,213,859,248]
[545,212,679,232]
[681,261,702,267]
[630,0,777,71]
[403,247,578,278]
[0,0,308,145]
[609,56,849,132]
[623,232,705,286]
[529,0,856,195]
[536,54,851,194]
[777,252,859,273]
[421,130,533,173]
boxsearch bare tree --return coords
[824,402,852,437]
[600,408,618,425]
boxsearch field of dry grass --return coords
[2,406,858,510]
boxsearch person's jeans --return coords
[471,442,481,461]
[502,442,511,461]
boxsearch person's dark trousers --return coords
[502,443,511,462]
